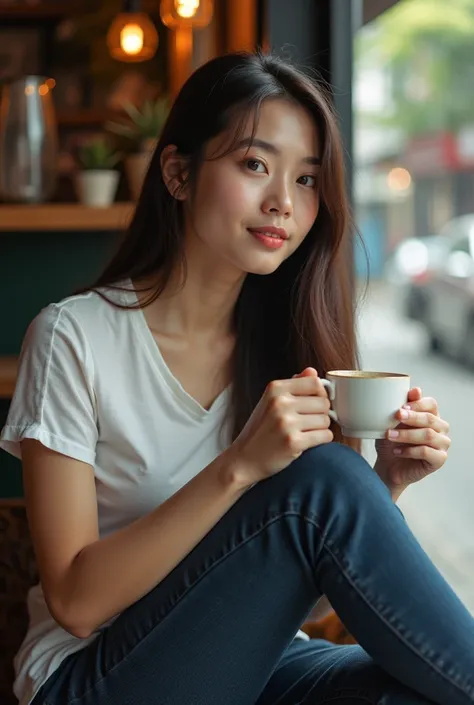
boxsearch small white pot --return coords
[76,170,120,207]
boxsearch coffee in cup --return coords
[320,370,411,439]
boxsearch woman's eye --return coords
[298,175,318,188]
[245,159,266,173]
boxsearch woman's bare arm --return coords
[22,439,250,639]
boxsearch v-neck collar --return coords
[122,279,231,421]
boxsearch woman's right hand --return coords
[229,367,333,485]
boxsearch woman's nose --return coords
[261,184,293,218]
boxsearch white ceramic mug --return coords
[320,370,411,439]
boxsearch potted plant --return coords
[106,98,168,200]
[76,136,122,207]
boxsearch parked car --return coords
[385,234,446,286]
[438,213,474,241]
[401,231,474,367]
[386,214,474,286]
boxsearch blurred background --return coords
[354,0,474,614]
[0,0,472,614]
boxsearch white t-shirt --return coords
[0,281,309,705]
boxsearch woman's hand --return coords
[374,387,451,500]
[230,367,333,485]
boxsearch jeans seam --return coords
[303,513,471,701]
[63,509,311,704]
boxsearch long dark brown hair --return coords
[82,51,362,451]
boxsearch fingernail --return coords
[399,409,409,419]
[393,447,402,455]
[388,430,399,439]
[403,404,411,410]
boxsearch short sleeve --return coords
[0,303,98,465]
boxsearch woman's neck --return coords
[135,263,245,340]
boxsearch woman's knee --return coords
[280,442,390,503]
[293,442,371,484]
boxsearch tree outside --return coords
[356,0,474,137]
[354,0,474,277]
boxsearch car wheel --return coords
[462,318,474,370]
[405,289,426,321]
[405,289,442,354]
[429,333,443,354]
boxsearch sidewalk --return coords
[355,279,474,614]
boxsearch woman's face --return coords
[180,98,321,277]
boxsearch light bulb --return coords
[120,23,144,56]
[160,0,212,28]
[174,0,200,18]
[107,12,158,62]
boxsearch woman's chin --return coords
[247,264,281,276]
[235,250,285,276]
[244,257,284,276]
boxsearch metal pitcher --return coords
[0,76,58,203]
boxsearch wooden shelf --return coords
[0,357,17,400]
[0,202,134,232]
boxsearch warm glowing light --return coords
[160,0,213,28]
[387,167,412,192]
[120,23,144,55]
[38,84,49,96]
[175,0,200,18]
[25,84,35,96]
[45,78,56,89]
[107,13,158,62]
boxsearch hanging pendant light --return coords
[160,0,213,29]
[107,0,159,63]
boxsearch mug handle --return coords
[320,379,338,422]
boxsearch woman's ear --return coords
[160,144,189,201]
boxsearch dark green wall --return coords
[0,229,119,497]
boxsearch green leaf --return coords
[105,97,169,147]
[78,136,122,170]
[356,0,474,137]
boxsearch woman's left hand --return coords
[374,387,451,499]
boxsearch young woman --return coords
[0,52,471,705]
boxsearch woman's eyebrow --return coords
[236,137,321,165]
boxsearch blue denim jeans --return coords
[33,443,474,705]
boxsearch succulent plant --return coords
[78,136,122,170]
[106,98,169,149]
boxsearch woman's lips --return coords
[247,228,286,250]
